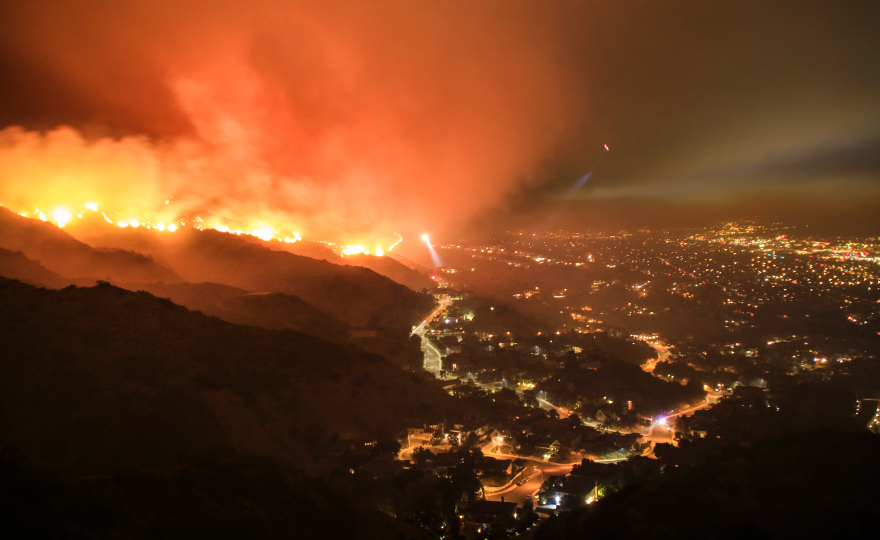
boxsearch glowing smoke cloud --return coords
[0,0,597,250]
[423,234,444,268]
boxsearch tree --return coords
[407,333,425,367]
[521,389,539,408]
[560,493,583,511]
[412,447,435,467]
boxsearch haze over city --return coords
[1,2,879,539]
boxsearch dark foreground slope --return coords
[0,277,449,473]
[0,276,446,538]
[536,431,880,540]
[0,451,429,540]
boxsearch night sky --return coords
[1,1,879,246]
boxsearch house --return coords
[422,452,459,475]
[407,423,428,436]
[536,475,566,507]
[403,419,447,443]
[556,475,600,503]
[569,460,620,491]
[501,368,528,385]
[595,409,620,424]
[602,431,640,451]
[555,429,583,451]
[683,414,714,439]
[535,437,563,457]
[448,421,489,444]
[498,421,533,437]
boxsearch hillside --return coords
[389,252,433,276]
[0,247,75,289]
[0,245,348,342]
[163,229,435,332]
[0,207,180,284]
[63,221,436,333]
[194,238,434,291]
[69,219,435,292]
[0,276,451,475]
[131,281,349,342]
[343,253,434,291]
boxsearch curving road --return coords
[643,340,671,372]
[412,295,452,375]
[485,460,575,507]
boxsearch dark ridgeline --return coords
[0,276,445,539]
[278,239,435,292]
[0,207,180,284]
[0,208,436,342]
[0,246,77,289]
[157,228,434,336]
[124,281,352,343]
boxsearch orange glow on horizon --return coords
[1,199,405,255]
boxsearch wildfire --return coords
[340,245,387,257]
[252,226,275,242]
[388,233,403,252]
[342,245,366,255]
[2,199,399,255]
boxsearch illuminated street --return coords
[413,295,452,375]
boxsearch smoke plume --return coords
[0,0,592,249]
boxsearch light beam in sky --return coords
[423,233,444,268]
[567,144,610,194]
